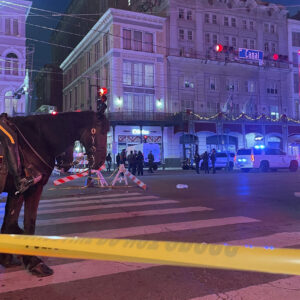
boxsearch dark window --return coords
[216,153,227,158]
[253,149,263,155]
[237,149,251,155]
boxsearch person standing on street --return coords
[137,151,144,176]
[131,151,137,175]
[148,150,154,173]
[194,151,201,174]
[210,148,216,174]
[116,153,120,168]
[106,153,112,172]
[127,150,134,173]
[202,151,209,174]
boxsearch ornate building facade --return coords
[0,0,31,115]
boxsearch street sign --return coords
[239,48,264,62]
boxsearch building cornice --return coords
[60,8,166,71]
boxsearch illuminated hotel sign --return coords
[132,129,150,135]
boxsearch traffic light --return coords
[214,44,223,52]
[97,86,107,97]
[143,135,148,143]
[272,53,279,61]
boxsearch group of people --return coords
[106,149,155,176]
[194,148,217,174]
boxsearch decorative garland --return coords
[186,111,300,124]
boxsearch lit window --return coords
[145,64,154,87]
[133,63,143,87]
[123,61,132,85]
[5,53,18,76]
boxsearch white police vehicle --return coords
[201,151,235,171]
[235,146,298,172]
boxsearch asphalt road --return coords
[0,169,299,300]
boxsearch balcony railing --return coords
[108,111,178,123]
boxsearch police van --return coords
[235,146,298,172]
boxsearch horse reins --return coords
[14,125,53,171]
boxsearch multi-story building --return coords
[34,64,63,111]
[60,8,172,163]
[136,0,297,158]
[51,0,130,66]
[61,1,300,164]
[287,18,300,156]
[0,0,31,115]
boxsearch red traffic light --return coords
[273,53,279,61]
[98,87,107,96]
[214,44,223,52]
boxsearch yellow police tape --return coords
[0,234,299,275]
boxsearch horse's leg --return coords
[0,192,24,267]
[22,182,53,277]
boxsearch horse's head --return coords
[79,114,109,170]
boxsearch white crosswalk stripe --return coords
[0,191,298,298]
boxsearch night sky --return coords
[26,0,299,70]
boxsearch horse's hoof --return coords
[0,254,22,267]
[28,262,54,277]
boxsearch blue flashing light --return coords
[254,145,265,149]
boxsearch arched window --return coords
[5,53,18,75]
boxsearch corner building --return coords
[60,9,173,164]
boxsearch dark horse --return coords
[0,111,109,276]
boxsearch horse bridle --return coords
[81,127,97,169]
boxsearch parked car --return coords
[200,151,235,171]
[235,146,298,172]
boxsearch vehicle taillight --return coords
[251,154,255,162]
